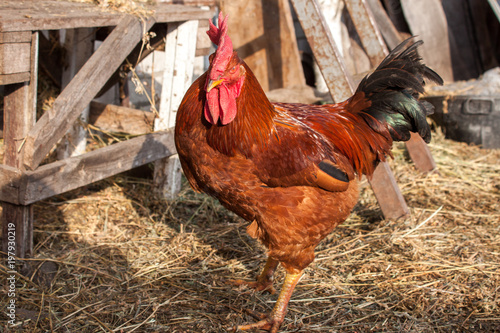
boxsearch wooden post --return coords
[57,28,95,159]
[153,20,199,200]
[1,31,38,259]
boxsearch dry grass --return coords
[1,126,499,332]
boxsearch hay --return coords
[1,126,499,332]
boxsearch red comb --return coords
[207,12,228,45]
[206,12,233,80]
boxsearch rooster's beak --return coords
[206,79,223,92]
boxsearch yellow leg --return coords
[235,270,303,333]
[228,257,279,294]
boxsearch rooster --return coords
[174,13,442,333]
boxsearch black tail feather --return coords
[355,37,443,143]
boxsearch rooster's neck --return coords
[206,63,276,157]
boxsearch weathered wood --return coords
[0,1,212,32]
[155,21,198,130]
[22,15,156,171]
[400,0,453,82]
[262,0,306,90]
[0,31,31,43]
[0,164,22,205]
[345,0,388,66]
[365,0,403,50]
[0,72,31,85]
[0,42,31,74]
[89,101,155,135]
[57,28,95,160]
[195,19,211,56]
[290,0,355,102]
[221,0,305,92]
[21,131,176,205]
[368,161,410,219]
[1,32,38,259]
[405,133,436,172]
[154,20,198,200]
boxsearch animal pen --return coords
[1,0,499,332]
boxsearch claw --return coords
[226,278,276,294]
[234,317,275,332]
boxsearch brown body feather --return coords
[175,63,395,272]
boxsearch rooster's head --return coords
[204,12,246,125]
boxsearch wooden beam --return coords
[0,2,213,32]
[22,15,156,171]
[290,0,355,102]
[154,21,198,200]
[400,0,453,82]
[1,31,38,259]
[0,72,30,85]
[89,101,155,135]
[0,164,22,205]
[345,0,388,66]
[405,132,436,172]
[366,0,403,50]
[222,0,305,92]
[369,162,410,219]
[21,131,176,205]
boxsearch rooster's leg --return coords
[228,257,279,294]
[235,270,303,333]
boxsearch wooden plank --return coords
[21,131,176,205]
[89,101,155,135]
[0,31,32,43]
[57,28,95,160]
[345,0,388,66]
[156,21,198,130]
[290,0,355,102]
[0,1,212,32]
[368,162,410,219]
[22,15,156,171]
[154,20,198,200]
[221,0,305,92]
[400,0,453,82]
[366,0,403,50]
[262,0,306,89]
[0,42,31,74]
[195,19,211,56]
[1,32,38,259]
[405,133,436,172]
[0,72,30,85]
[0,164,22,205]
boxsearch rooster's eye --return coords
[229,66,237,74]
